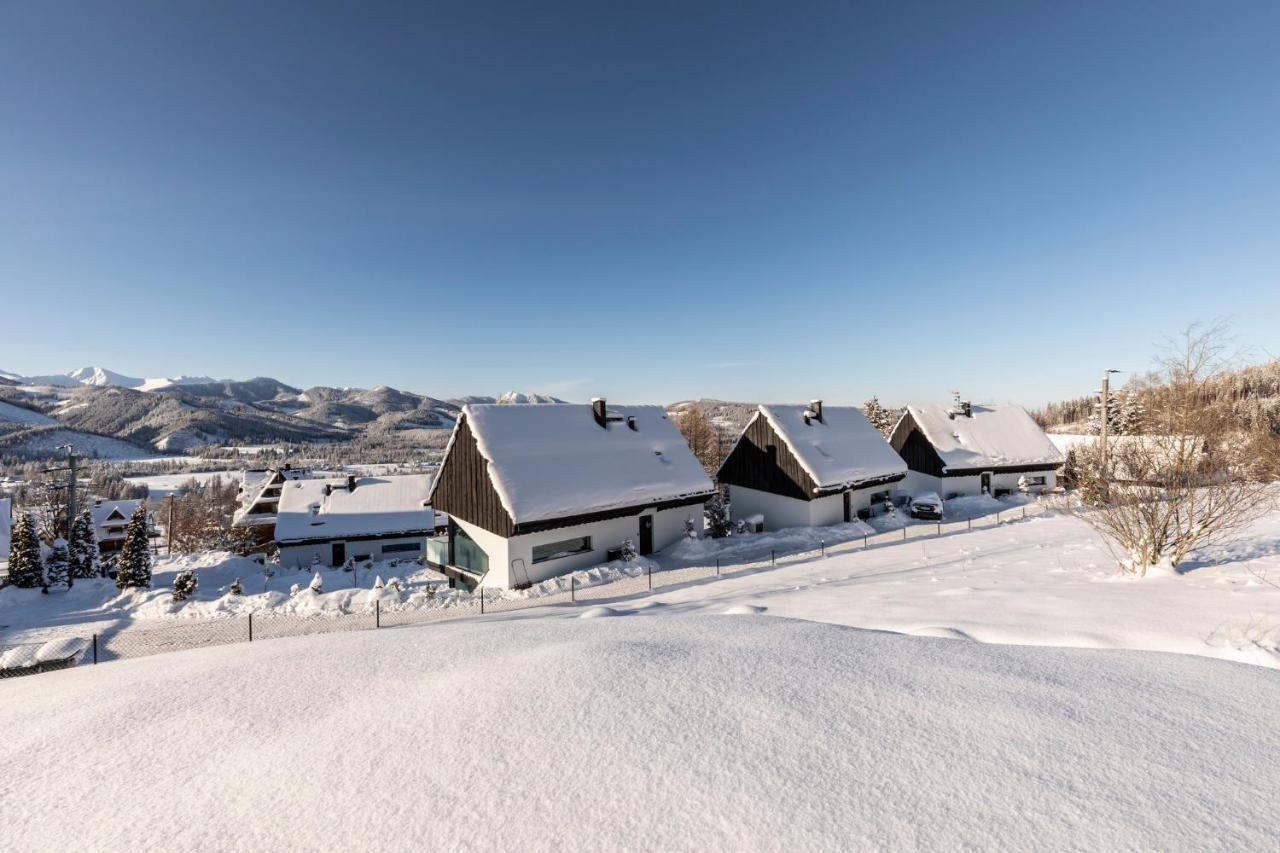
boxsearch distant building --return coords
[428,400,716,589]
[274,474,434,569]
[90,499,156,555]
[889,399,1063,498]
[232,465,312,547]
[716,400,908,531]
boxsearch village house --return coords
[231,465,313,547]
[716,400,908,531]
[889,398,1063,498]
[90,498,156,556]
[274,473,434,569]
[427,399,716,589]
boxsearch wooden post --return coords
[771,550,775,566]
[715,558,720,576]
[820,540,825,557]
[937,521,941,535]
[967,516,971,530]
[376,599,381,628]
[902,527,907,540]
[571,576,576,603]
[863,533,868,548]
[92,634,98,664]
[248,613,253,642]
[1022,506,1027,519]
[480,588,485,614]
[647,565,652,591]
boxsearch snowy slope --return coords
[0,399,57,426]
[1,615,1276,852]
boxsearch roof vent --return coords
[347,475,357,492]
[592,397,607,428]
[809,399,823,423]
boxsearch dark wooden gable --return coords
[429,415,515,538]
[889,411,947,478]
[715,412,816,501]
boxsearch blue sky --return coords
[2,2,1278,406]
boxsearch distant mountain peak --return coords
[495,391,566,405]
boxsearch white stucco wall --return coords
[470,503,707,589]
[727,484,902,532]
[905,469,1058,499]
[278,534,429,571]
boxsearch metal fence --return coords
[1,503,1048,680]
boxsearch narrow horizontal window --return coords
[382,542,423,554]
[533,536,593,564]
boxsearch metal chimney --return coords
[591,397,607,428]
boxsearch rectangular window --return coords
[1025,476,1046,486]
[381,542,422,554]
[532,536,593,564]
[451,524,488,576]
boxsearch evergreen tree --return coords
[704,493,733,538]
[7,512,45,589]
[171,569,197,601]
[308,571,323,593]
[69,508,100,579]
[1060,448,1081,490]
[44,538,71,591]
[115,505,153,590]
[619,538,638,561]
[862,397,894,437]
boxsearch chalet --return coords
[427,399,716,589]
[890,398,1063,498]
[90,499,155,555]
[716,400,907,531]
[274,473,434,569]
[231,465,313,547]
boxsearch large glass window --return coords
[451,524,488,576]
[381,541,422,554]
[532,536,592,564]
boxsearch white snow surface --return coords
[905,403,1062,470]
[455,403,714,524]
[0,399,57,426]
[757,404,906,489]
[274,473,433,543]
[2,614,1276,851]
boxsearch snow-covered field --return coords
[3,614,1277,851]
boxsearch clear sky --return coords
[2,2,1278,406]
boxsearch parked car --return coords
[909,492,943,520]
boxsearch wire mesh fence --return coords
[1,502,1048,680]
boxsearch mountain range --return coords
[0,367,566,460]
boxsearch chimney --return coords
[323,484,332,497]
[809,399,824,423]
[347,475,357,492]
[626,415,638,431]
[591,397,607,428]
[962,400,972,418]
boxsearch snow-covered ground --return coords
[120,469,243,497]
[3,614,1276,851]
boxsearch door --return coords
[980,472,991,495]
[638,515,654,556]
[843,490,852,523]
[331,542,346,566]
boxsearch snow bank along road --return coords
[2,614,1276,852]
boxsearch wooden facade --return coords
[716,413,814,499]
[430,414,715,538]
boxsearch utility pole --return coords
[44,444,78,588]
[167,494,175,556]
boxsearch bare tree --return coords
[675,405,722,474]
[1070,323,1279,575]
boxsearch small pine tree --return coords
[228,577,243,596]
[45,538,71,591]
[683,517,698,539]
[704,493,732,538]
[308,571,323,593]
[171,569,197,601]
[373,575,384,590]
[1061,448,1081,489]
[69,508,100,579]
[115,505,153,590]
[7,512,44,589]
[619,538,637,561]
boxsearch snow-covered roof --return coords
[449,403,715,525]
[274,474,434,544]
[904,403,1063,471]
[91,499,141,530]
[757,404,907,491]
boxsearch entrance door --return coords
[638,515,654,556]
[843,490,852,523]
[980,472,991,495]
[331,542,346,566]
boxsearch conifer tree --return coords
[115,505,153,590]
[44,538,71,591]
[704,493,733,538]
[172,569,197,601]
[308,571,323,593]
[69,508,100,579]
[862,397,894,437]
[7,512,45,589]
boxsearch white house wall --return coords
[906,470,1058,500]
[728,484,900,532]
[474,504,705,589]
[278,534,430,571]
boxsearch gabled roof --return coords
[899,403,1062,471]
[434,403,715,526]
[90,499,141,530]
[756,405,907,491]
[274,474,434,544]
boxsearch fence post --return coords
[902,527,907,541]
[571,576,576,603]
[821,540,825,557]
[376,599,381,628]
[92,634,98,665]
[1022,506,1027,519]
[967,516,971,530]
[996,511,1001,525]
[863,533,868,549]
[248,613,253,643]
[647,565,652,591]
[480,588,485,614]
[937,521,941,536]
[771,549,775,567]
[715,557,720,576]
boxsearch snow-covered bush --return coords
[704,493,732,538]
[373,575,384,590]
[342,557,355,572]
[619,538,638,561]
[289,583,302,596]
[228,577,243,596]
[308,572,323,593]
[683,517,698,539]
[172,569,198,602]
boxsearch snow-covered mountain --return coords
[12,366,217,391]
[495,391,566,405]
